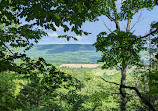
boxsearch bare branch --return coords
[106,15,115,22]
[130,11,147,31]
[115,21,120,30]
[126,10,139,32]
[130,10,142,30]
[101,17,112,33]
[121,22,126,30]
[101,77,120,85]
[106,14,120,30]
[132,30,136,33]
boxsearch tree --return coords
[94,30,146,110]
[0,0,158,110]
[0,0,47,73]
[92,1,158,110]
[0,1,76,110]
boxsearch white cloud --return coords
[54,25,64,31]
[38,27,44,30]
[75,35,83,40]
[52,23,64,31]
[47,32,84,40]
[48,32,58,37]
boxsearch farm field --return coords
[60,64,101,68]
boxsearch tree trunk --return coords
[120,66,127,111]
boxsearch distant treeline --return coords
[25,44,102,65]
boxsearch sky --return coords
[21,2,158,45]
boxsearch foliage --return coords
[150,60,158,91]
[0,72,25,111]
[0,2,46,73]
[0,0,158,111]
[15,58,74,109]
[5,0,105,38]
[94,30,146,69]
[57,69,121,111]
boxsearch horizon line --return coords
[36,43,93,45]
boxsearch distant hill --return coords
[25,44,102,66]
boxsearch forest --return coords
[24,44,102,65]
[0,0,158,111]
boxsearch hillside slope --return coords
[25,44,102,66]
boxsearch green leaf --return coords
[74,38,78,41]
[67,37,70,41]
[2,96,6,102]
[54,14,60,20]
[78,8,82,13]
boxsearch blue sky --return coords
[21,4,158,44]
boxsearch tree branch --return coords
[113,2,118,19]
[121,85,156,111]
[113,2,120,30]
[101,77,156,111]
[2,42,14,55]
[130,10,145,31]
[106,14,120,30]
[106,15,115,22]
[101,17,112,33]
[139,28,158,39]
[127,28,158,51]
[105,1,120,30]
[101,77,120,85]
[126,9,139,32]
[126,18,131,32]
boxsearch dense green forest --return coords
[24,44,102,65]
[0,0,158,111]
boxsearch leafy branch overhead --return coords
[12,0,104,36]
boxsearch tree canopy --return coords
[0,0,158,111]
